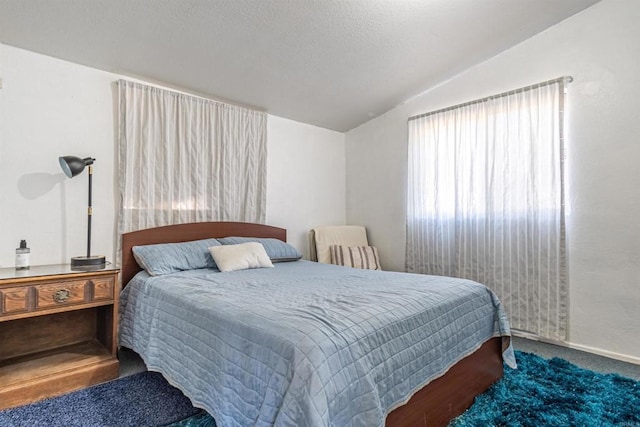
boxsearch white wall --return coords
[0,44,345,268]
[346,0,640,361]
[0,45,116,268]
[266,116,345,259]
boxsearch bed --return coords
[119,222,515,427]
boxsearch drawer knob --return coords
[53,289,71,303]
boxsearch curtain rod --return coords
[408,76,573,122]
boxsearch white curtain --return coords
[117,80,267,237]
[406,80,567,341]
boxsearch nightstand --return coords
[0,264,120,410]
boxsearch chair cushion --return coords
[329,245,382,270]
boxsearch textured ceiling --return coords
[0,0,600,132]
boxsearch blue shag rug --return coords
[450,351,640,427]
[1,351,638,426]
[0,371,200,427]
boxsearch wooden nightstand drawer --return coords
[1,287,30,314]
[35,280,87,309]
[0,275,116,318]
[92,277,115,301]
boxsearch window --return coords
[406,78,569,341]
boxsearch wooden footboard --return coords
[386,337,503,427]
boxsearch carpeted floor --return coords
[0,371,200,427]
[512,336,640,381]
[450,351,640,427]
[1,349,638,426]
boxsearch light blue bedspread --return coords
[119,260,515,427]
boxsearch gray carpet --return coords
[118,347,148,377]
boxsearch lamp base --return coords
[70,255,106,271]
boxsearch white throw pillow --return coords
[208,242,274,272]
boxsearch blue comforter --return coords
[119,260,515,427]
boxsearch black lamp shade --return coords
[59,156,94,178]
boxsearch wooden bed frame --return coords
[121,221,504,427]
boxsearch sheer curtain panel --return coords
[406,79,568,341]
[117,80,267,239]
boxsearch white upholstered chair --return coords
[309,225,382,270]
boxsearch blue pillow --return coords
[217,237,302,262]
[132,238,221,276]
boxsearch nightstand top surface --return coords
[0,264,118,281]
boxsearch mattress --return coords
[119,260,514,427]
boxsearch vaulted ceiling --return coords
[0,0,600,132]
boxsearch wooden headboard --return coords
[121,221,287,287]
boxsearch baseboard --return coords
[563,342,640,366]
[512,330,640,366]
